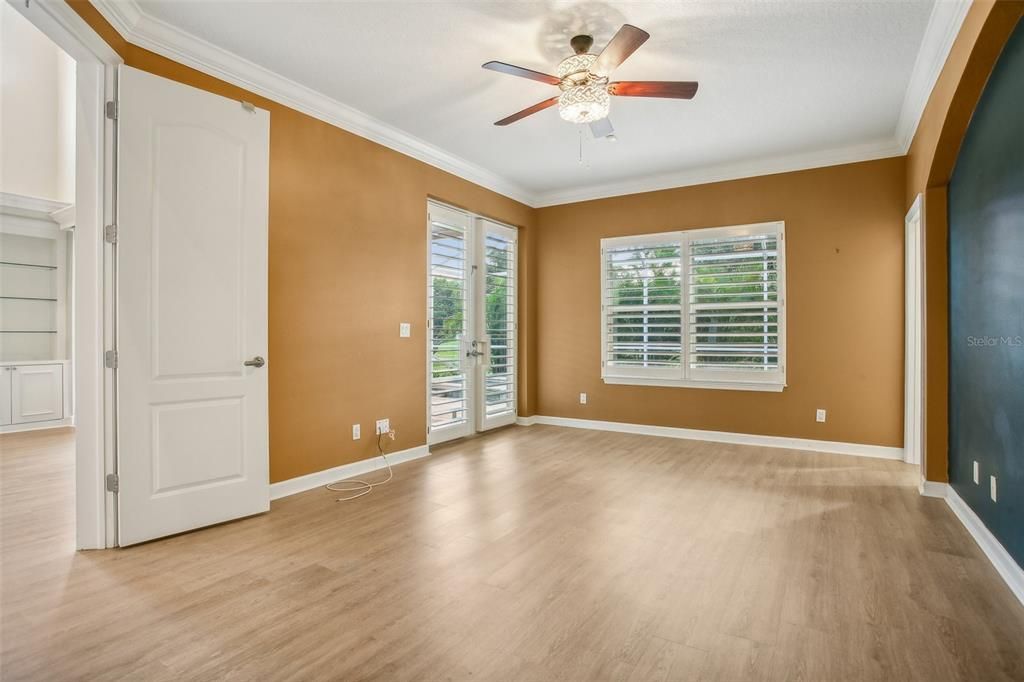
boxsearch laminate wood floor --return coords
[2,425,1023,681]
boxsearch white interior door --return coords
[427,203,517,445]
[116,66,270,546]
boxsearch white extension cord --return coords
[326,429,396,501]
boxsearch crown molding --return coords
[90,0,540,207]
[533,138,904,207]
[91,0,969,209]
[895,0,973,153]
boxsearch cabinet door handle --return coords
[243,356,265,368]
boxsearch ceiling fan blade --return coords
[482,61,561,86]
[494,97,560,126]
[608,81,699,99]
[589,118,614,139]
[592,24,650,74]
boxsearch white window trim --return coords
[600,221,786,393]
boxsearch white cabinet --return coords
[0,368,11,426]
[1,363,64,427]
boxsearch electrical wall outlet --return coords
[376,418,390,435]
[399,322,411,338]
[973,461,979,484]
[580,392,587,405]
[352,424,360,440]
[990,475,997,502]
[815,409,826,423]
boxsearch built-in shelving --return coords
[0,296,58,301]
[1,198,70,363]
[0,261,58,270]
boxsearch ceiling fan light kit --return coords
[558,83,610,124]
[482,24,698,139]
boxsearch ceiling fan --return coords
[482,24,698,139]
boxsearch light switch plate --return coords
[973,461,979,484]
[815,409,826,423]
[399,323,411,338]
[352,424,360,440]
[580,393,587,405]
[990,475,997,502]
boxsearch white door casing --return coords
[116,66,270,546]
[905,194,924,468]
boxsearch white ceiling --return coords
[101,1,966,206]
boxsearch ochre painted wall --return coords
[67,0,1023,483]
[68,1,538,483]
[535,157,907,447]
[905,0,1024,482]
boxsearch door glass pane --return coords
[484,231,515,419]
[429,220,469,431]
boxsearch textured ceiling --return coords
[135,0,935,201]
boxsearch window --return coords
[601,222,785,391]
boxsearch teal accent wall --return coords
[948,19,1024,568]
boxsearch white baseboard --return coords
[520,415,904,461]
[911,479,1023,606]
[0,417,75,435]
[919,479,949,498]
[944,486,1024,607]
[269,444,429,501]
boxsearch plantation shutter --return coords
[601,222,785,390]
[428,205,471,435]
[481,223,517,423]
[602,235,683,379]
[687,225,783,383]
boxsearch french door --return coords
[427,201,517,445]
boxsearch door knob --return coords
[243,356,266,368]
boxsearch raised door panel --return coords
[11,364,63,424]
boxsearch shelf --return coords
[0,330,58,334]
[0,261,58,270]
[0,296,58,301]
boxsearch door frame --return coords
[904,194,925,472]
[426,201,519,445]
[11,0,122,549]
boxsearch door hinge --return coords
[104,349,118,369]
[106,473,119,493]
[105,100,118,120]
[104,224,118,244]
